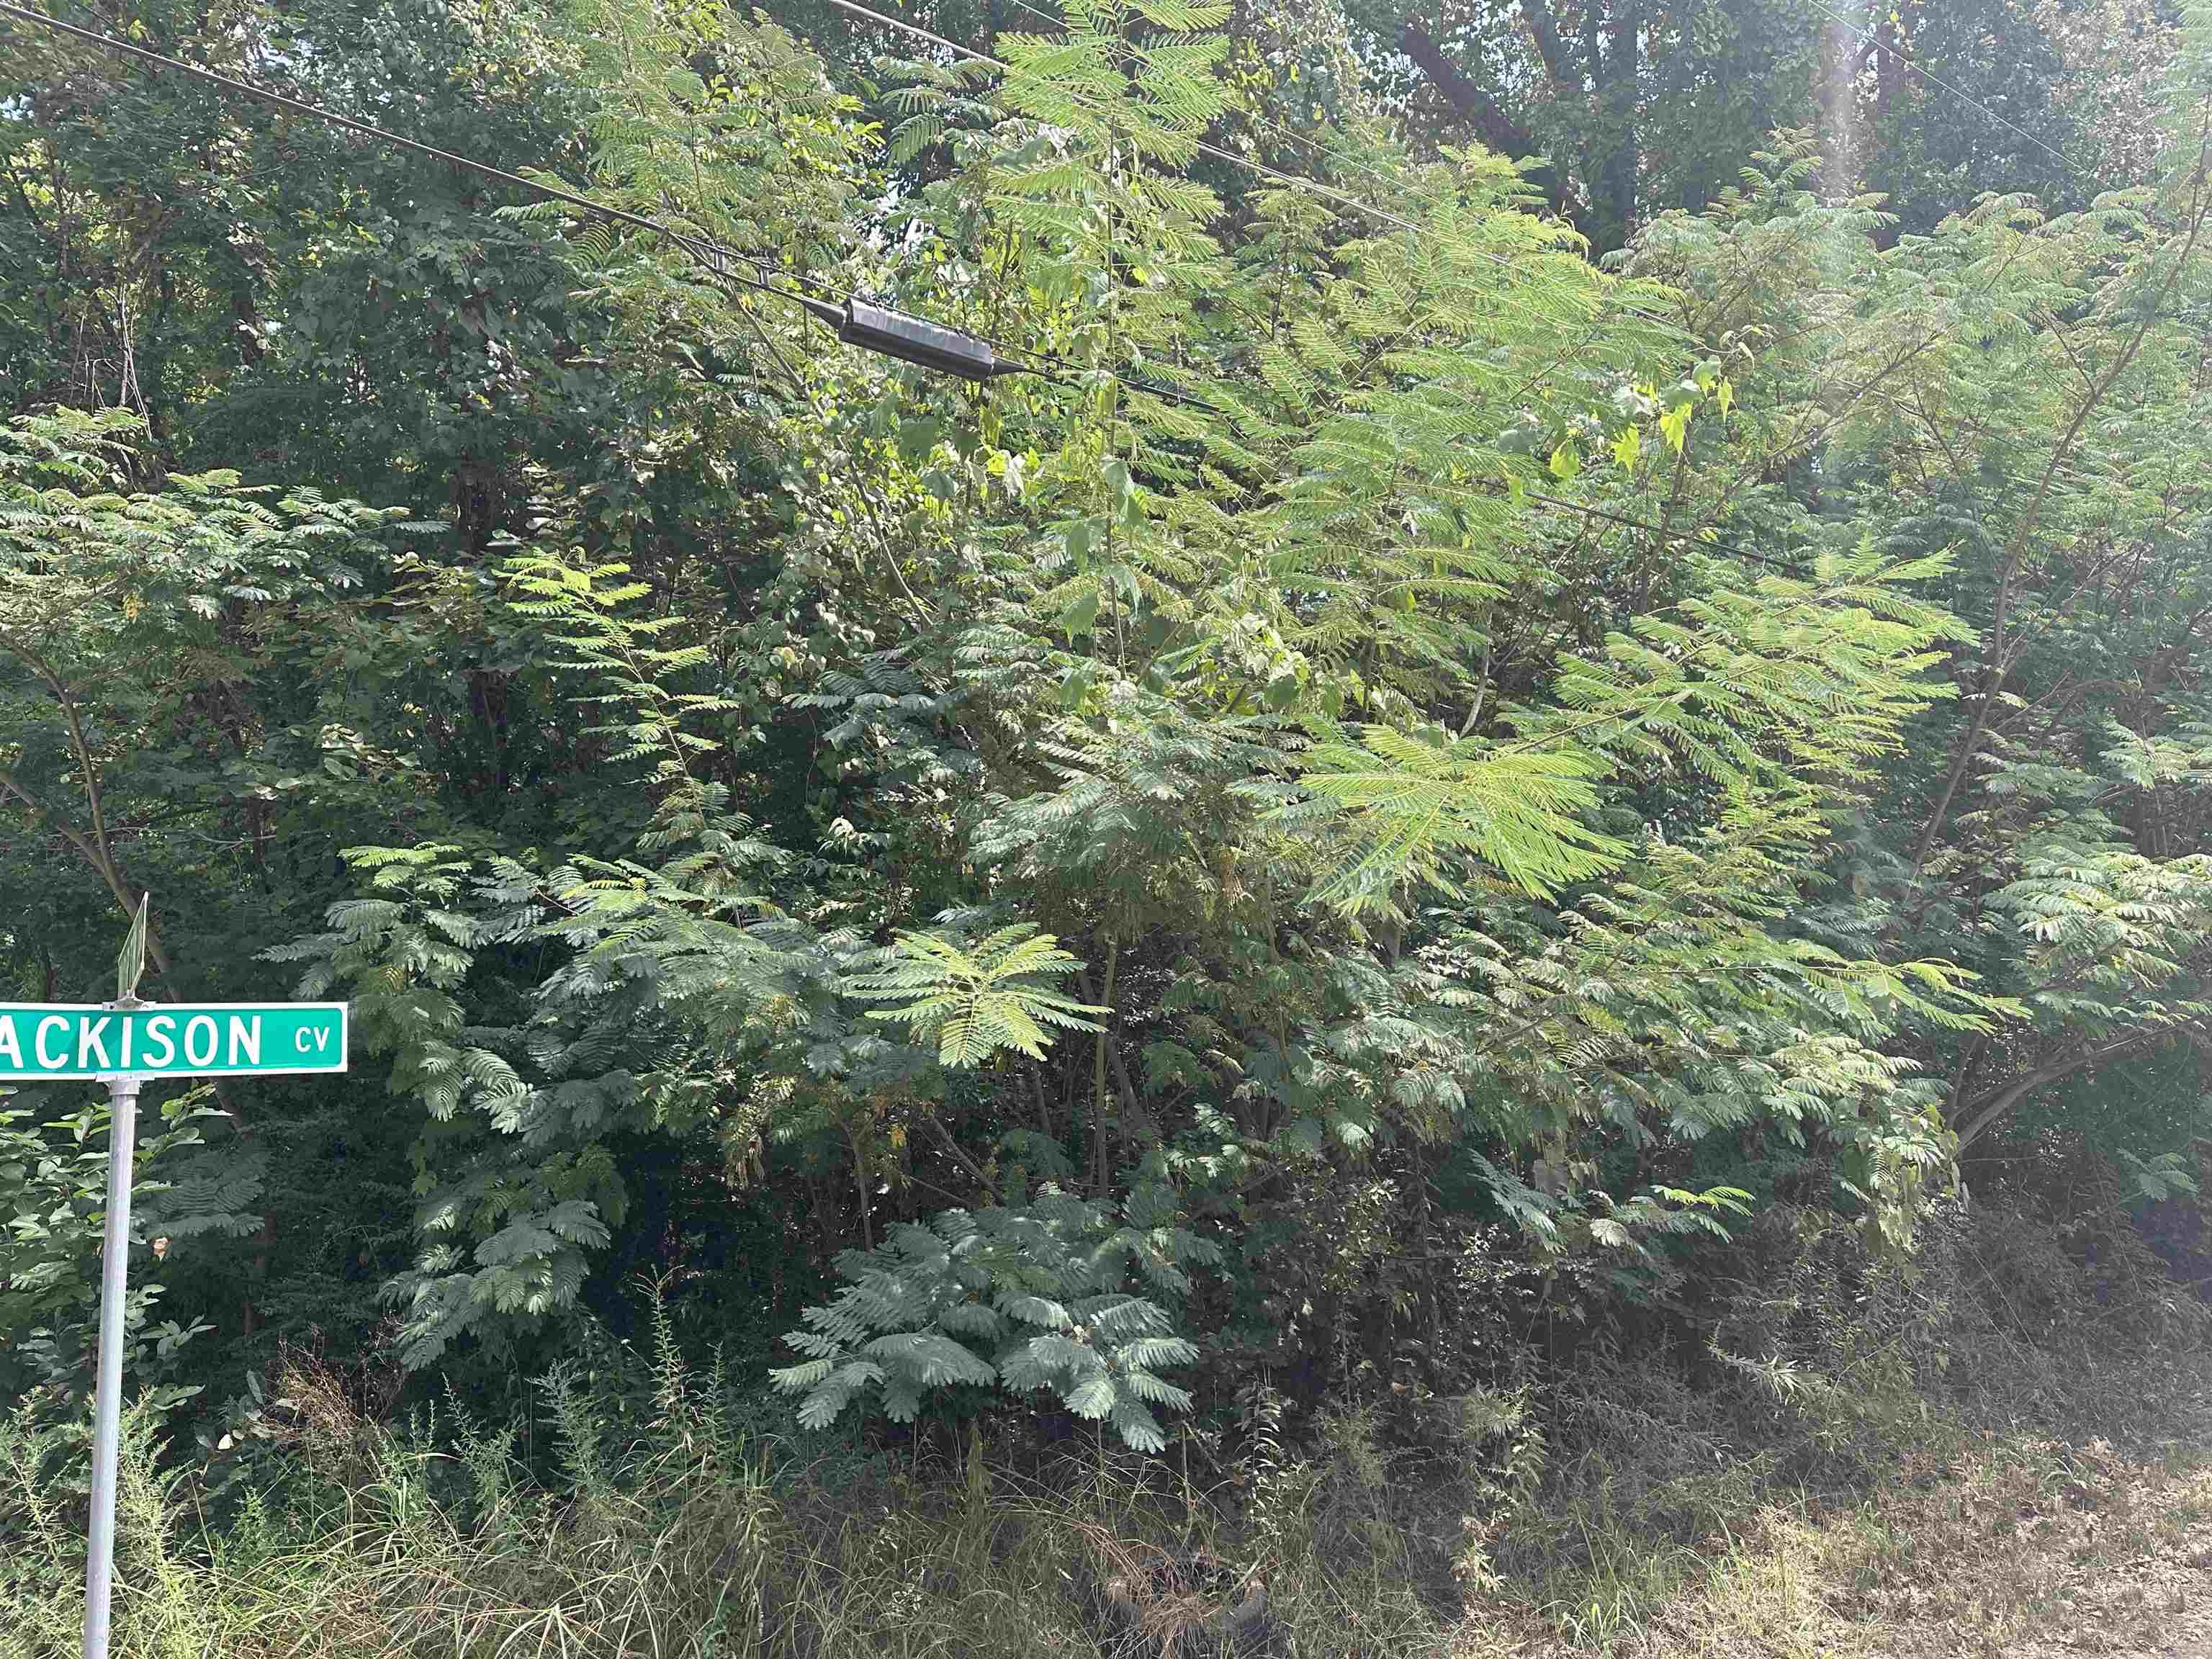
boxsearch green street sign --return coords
[0,1002,348,1080]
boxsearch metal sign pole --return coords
[28,901,349,1656]
[84,954,148,1659]
[42,902,345,1657]
[82,1059,140,1659]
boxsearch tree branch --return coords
[1398,22,1540,161]
[1520,0,1573,86]
[1912,105,2212,878]
[1953,1030,2172,1150]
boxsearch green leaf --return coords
[117,894,149,1003]
[849,926,1107,1066]
[1062,586,1102,638]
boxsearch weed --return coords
[7,1190,2212,1658]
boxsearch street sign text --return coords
[0,1002,348,1079]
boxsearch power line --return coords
[0,0,1632,416]
[0,0,1274,418]
[0,0,833,300]
[0,1,1101,382]
[823,0,1704,351]
[894,0,1705,347]
[0,0,1805,570]
[958,0,2159,478]
[995,0,1426,207]
[999,0,1451,231]
[2,0,2075,579]
[1802,0,2088,184]
[955,0,2128,577]
[454,0,2211,572]
[824,0,1423,233]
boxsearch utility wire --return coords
[768,1,2175,572]
[0,1,1102,381]
[823,0,1703,351]
[0,0,1806,568]
[7,0,2095,578]
[990,0,1709,359]
[0,0,1638,414]
[0,0,1174,405]
[995,0,1442,214]
[995,0,1429,207]
[958,0,2123,578]
[824,0,1423,230]
[955,0,2164,490]
[1802,0,2088,184]
[0,0,837,300]
[0,0,1280,406]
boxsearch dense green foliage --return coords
[1341,0,2177,248]
[4,0,2212,1526]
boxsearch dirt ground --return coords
[2000,1501,2212,1659]
[1779,1444,2212,1659]
[1473,1431,2212,1659]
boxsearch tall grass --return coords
[4,1313,1429,1659]
[6,1191,2211,1658]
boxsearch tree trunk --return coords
[1399,22,1553,198]
[1082,939,1120,1197]
[1593,2,1640,253]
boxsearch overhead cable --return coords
[1802,0,2092,183]
[0,0,1853,571]
[0,0,819,295]
[820,0,1703,351]
[0,0,1093,382]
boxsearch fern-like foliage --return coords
[220,0,2212,1421]
[1284,547,1961,911]
[1292,722,1623,909]
[503,548,739,791]
[846,925,1106,1066]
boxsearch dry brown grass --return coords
[8,1199,2212,1659]
[9,1370,2212,1659]
[1429,1195,2212,1658]
[1466,1434,2212,1659]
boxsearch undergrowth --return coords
[6,1184,2210,1659]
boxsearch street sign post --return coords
[19,903,349,1659]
